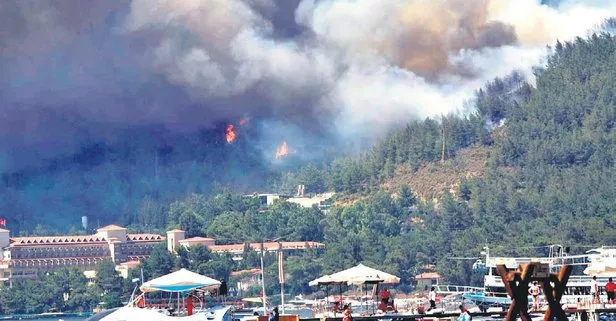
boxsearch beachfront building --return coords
[169,229,325,261]
[0,225,324,285]
[0,225,164,286]
[208,241,325,261]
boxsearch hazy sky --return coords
[0,0,615,169]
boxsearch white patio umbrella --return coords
[326,263,400,285]
[309,264,400,314]
[309,274,346,286]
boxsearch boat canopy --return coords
[140,268,221,293]
[309,263,400,286]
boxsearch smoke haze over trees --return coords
[1,0,616,232]
[1,31,616,309]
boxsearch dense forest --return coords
[1,33,616,313]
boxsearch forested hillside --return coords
[130,34,616,291]
[2,34,616,312]
[254,34,616,286]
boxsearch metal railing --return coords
[434,285,484,294]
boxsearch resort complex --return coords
[0,225,324,286]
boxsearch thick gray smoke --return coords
[0,0,615,170]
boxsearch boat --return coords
[86,268,234,321]
[461,245,616,311]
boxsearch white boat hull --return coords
[89,305,233,321]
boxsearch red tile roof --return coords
[8,233,165,247]
[97,224,126,231]
[231,268,262,276]
[126,233,165,242]
[179,237,215,243]
[209,241,324,253]
[10,235,108,246]
[415,272,441,279]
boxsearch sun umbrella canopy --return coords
[309,264,400,286]
[309,274,346,286]
[140,268,221,293]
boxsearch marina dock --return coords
[297,305,616,321]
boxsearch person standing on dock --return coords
[529,281,541,311]
[591,276,600,303]
[185,294,194,316]
[380,287,391,305]
[606,277,615,304]
[427,287,437,311]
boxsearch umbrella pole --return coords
[177,292,180,316]
[326,286,329,316]
[364,284,367,315]
[372,284,375,315]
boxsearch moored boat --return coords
[86,268,234,321]
[461,245,616,310]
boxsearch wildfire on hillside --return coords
[225,117,251,144]
[275,141,289,159]
[225,124,236,144]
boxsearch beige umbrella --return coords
[309,274,346,286]
[309,264,400,314]
[324,264,400,314]
[326,263,400,285]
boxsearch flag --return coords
[0,218,6,227]
[278,251,285,284]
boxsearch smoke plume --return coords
[1,0,616,170]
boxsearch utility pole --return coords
[260,241,267,314]
[279,241,285,314]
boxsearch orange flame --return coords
[226,124,236,144]
[275,141,289,159]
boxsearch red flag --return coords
[0,218,6,227]
[278,251,285,284]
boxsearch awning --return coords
[140,268,221,293]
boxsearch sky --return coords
[0,0,615,170]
